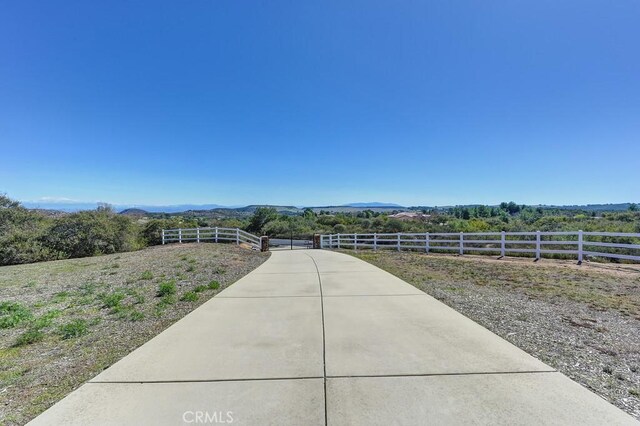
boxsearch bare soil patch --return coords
[350,251,640,419]
[0,243,269,425]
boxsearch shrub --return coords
[207,280,220,290]
[157,280,177,297]
[42,207,139,259]
[194,285,208,293]
[180,291,198,302]
[58,319,89,339]
[15,329,45,346]
[0,301,33,329]
[140,271,153,280]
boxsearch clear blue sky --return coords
[1,1,639,207]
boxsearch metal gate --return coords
[268,234,313,250]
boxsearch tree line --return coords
[1,194,638,266]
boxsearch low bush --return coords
[207,280,220,290]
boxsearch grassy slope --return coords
[0,244,269,425]
[351,251,640,418]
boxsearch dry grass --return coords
[354,252,640,319]
[350,251,640,419]
[0,243,268,425]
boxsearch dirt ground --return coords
[0,243,269,425]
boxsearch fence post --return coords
[373,233,378,251]
[397,233,401,252]
[578,230,583,264]
[329,234,333,248]
[215,227,218,243]
[535,230,541,260]
[459,232,464,255]
[354,233,358,250]
[320,235,325,249]
[161,229,165,245]
[425,232,429,253]
[178,228,182,243]
[236,229,240,245]
[500,231,506,258]
[337,234,341,249]
[196,228,200,243]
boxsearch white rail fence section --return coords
[320,231,640,263]
[162,227,261,249]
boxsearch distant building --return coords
[388,212,431,221]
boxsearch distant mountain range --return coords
[21,202,233,213]
[341,202,404,208]
[20,201,406,213]
[21,200,637,215]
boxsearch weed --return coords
[157,280,177,297]
[180,255,189,261]
[79,282,97,295]
[58,319,89,339]
[52,291,71,303]
[212,266,226,274]
[186,265,195,272]
[154,294,176,316]
[194,285,208,293]
[111,263,120,269]
[629,388,640,397]
[207,280,220,290]
[132,293,145,305]
[140,271,153,280]
[129,311,145,322]
[101,292,125,309]
[180,291,198,302]
[15,329,45,346]
[32,310,61,329]
[0,301,33,329]
[160,295,176,305]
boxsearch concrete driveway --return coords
[29,249,637,425]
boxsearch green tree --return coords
[246,207,279,234]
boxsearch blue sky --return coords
[1,1,639,207]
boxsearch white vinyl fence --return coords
[320,231,640,263]
[162,227,261,248]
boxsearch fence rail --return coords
[319,231,640,263]
[162,227,261,248]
